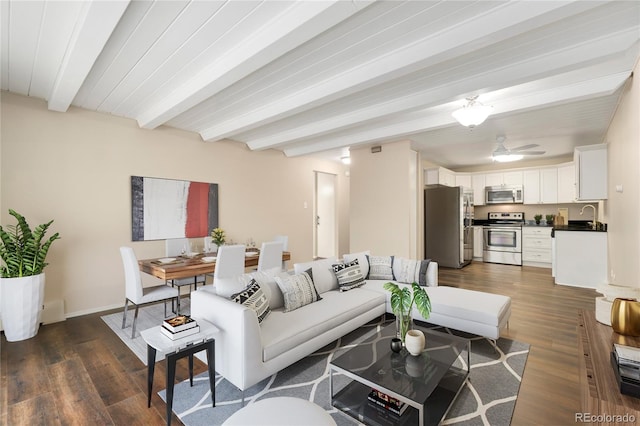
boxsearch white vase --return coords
[0,273,45,342]
[404,329,425,356]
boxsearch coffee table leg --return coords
[206,340,216,407]
[147,345,156,408]
[166,354,177,426]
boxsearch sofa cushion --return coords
[393,257,431,286]
[343,251,370,277]
[366,255,394,280]
[260,288,385,362]
[229,279,271,324]
[274,270,321,312]
[294,257,337,294]
[331,259,366,291]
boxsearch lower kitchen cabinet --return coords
[473,226,483,260]
[554,230,607,288]
[522,226,552,268]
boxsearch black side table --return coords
[140,319,219,426]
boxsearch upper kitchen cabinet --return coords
[425,167,456,187]
[455,174,472,189]
[485,171,523,187]
[472,174,486,206]
[557,163,576,203]
[524,168,558,204]
[575,144,608,200]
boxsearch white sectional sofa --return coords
[191,253,511,395]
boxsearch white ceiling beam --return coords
[200,0,601,142]
[247,28,638,150]
[282,72,630,157]
[136,1,371,130]
[47,0,129,112]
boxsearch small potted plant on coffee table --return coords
[383,282,431,344]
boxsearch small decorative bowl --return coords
[390,337,403,353]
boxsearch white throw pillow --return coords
[294,257,337,294]
[274,269,322,312]
[367,255,394,280]
[342,251,371,278]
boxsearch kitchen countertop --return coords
[553,225,607,232]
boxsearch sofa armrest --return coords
[426,261,438,287]
[191,288,262,390]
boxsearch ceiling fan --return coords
[492,136,546,162]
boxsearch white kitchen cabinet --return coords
[557,163,576,203]
[485,171,523,187]
[523,168,557,204]
[425,167,456,187]
[554,230,607,288]
[473,226,484,260]
[455,174,471,189]
[522,226,552,267]
[575,144,607,200]
[472,174,486,205]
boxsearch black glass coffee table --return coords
[330,322,470,426]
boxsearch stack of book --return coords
[161,315,200,340]
[367,389,408,416]
[611,343,640,398]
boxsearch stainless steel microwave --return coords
[485,185,524,204]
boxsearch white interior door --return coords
[315,172,336,259]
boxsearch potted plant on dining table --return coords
[211,227,226,250]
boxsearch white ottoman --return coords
[223,397,336,426]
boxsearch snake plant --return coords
[384,282,431,341]
[0,209,60,278]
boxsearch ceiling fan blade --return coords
[520,150,546,155]
[510,144,540,152]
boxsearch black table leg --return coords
[147,345,156,408]
[166,354,177,426]
[206,340,216,407]
[189,354,194,387]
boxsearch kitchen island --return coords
[553,224,607,288]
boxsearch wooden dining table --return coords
[138,250,291,281]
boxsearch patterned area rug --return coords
[152,319,528,426]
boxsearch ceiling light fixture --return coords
[452,95,493,128]
[493,153,524,163]
[341,156,351,165]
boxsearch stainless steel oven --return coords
[482,212,523,266]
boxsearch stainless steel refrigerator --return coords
[424,185,474,268]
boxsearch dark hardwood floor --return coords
[1,261,597,425]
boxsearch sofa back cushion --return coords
[238,267,286,310]
[342,251,370,277]
[294,257,337,294]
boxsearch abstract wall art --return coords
[131,176,218,241]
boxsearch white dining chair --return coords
[273,235,289,251]
[213,244,247,297]
[258,241,284,272]
[120,247,179,339]
[165,238,206,297]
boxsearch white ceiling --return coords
[1,0,638,169]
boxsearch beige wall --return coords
[349,140,419,257]
[604,62,640,288]
[0,92,350,317]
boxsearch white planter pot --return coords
[0,273,45,342]
[405,329,425,356]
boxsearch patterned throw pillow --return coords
[366,255,395,280]
[274,269,322,312]
[229,279,271,324]
[392,258,432,286]
[332,259,366,291]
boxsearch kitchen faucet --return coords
[580,204,597,229]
